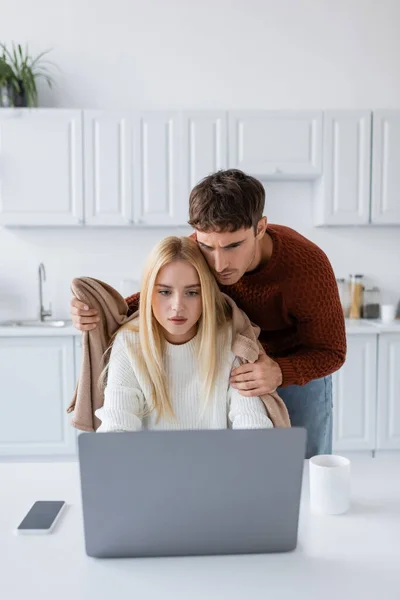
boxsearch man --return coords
[71,169,346,457]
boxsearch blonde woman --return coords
[95,236,273,432]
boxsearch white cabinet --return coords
[377,334,400,449]
[228,111,322,179]
[134,111,185,226]
[314,111,371,226]
[371,111,400,225]
[333,334,377,451]
[0,336,77,456]
[84,111,134,226]
[315,110,400,227]
[0,109,83,226]
[84,111,186,226]
[181,111,227,202]
[83,111,227,227]
[3,108,400,229]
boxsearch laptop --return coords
[78,427,306,558]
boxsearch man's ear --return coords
[256,217,268,239]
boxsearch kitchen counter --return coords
[0,323,81,337]
[344,319,379,334]
[367,318,400,333]
[345,318,400,334]
[1,454,400,600]
[1,319,400,336]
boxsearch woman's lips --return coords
[168,318,187,324]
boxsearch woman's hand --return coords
[230,354,283,396]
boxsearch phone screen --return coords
[17,501,65,531]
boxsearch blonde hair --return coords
[102,236,230,422]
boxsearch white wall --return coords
[1,0,400,319]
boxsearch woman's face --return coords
[152,260,203,344]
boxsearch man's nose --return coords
[214,251,228,273]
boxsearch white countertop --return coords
[0,323,81,337]
[1,455,400,600]
[345,318,400,334]
[0,319,399,337]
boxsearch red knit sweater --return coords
[125,225,346,387]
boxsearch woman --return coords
[95,236,273,432]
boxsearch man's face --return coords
[196,225,263,286]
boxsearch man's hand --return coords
[70,297,100,331]
[230,354,283,396]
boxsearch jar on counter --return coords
[336,278,350,318]
[363,287,380,319]
[348,274,364,319]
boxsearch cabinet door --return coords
[371,111,400,225]
[314,111,371,226]
[0,109,83,226]
[133,111,186,226]
[332,334,377,451]
[0,336,77,456]
[228,111,322,179]
[377,334,400,449]
[181,111,227,204]
[84,111,134,226]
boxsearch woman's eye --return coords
[187,291,199,297]
[159,290,170,296]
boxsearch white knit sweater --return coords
[95,325,273,432]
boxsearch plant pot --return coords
[13,81,27,107]
[0,83,14,107]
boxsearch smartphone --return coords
[15,501,66,535]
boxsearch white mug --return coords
[309,454,351,515]
[381,304,396,323]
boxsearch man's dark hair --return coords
[188,169,265,233]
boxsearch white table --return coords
[1,455,400,600]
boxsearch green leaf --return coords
[0,43,16,71]
[31,49,51,68]
[12,44,19,71]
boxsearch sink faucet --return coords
[38,263,52,321]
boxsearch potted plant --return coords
[0,52,17,107]
[0,42,55,107]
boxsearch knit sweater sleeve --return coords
[228,359,273,429]
[274,250,346,386]
[95,331,145,432]
[125,292,140,317]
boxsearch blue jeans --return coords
[278,376,333,459]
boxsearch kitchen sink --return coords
[0,319,72,328]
